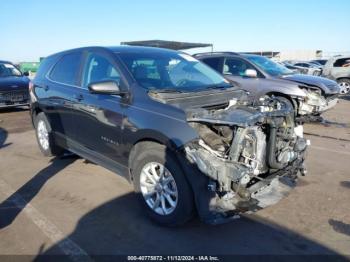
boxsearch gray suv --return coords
[30,46,308,225]
[195,52,340,122]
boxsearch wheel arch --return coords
[30,104,44,127]
[336,77,350,81]
[127,135,183,180]
[266,91,298,110]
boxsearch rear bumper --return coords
[0,101,29,108]
[0,90,29,108]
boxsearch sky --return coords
[1,0,349,62]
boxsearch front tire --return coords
[34,112,64,157]
[338,78,350,95]
[131,142,195,226]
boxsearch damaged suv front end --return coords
[185,100,308,223]
[118,48,309,225]
[151,90,308,224]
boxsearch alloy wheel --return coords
[37,120,49,150]
[140,162,178,215]
[339,81,350,95]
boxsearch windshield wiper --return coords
[206,84,232,90]
[149,88,184,94]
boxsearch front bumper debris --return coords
[184,144,307,224]
[318,97,338,112]
[298,89,338,116]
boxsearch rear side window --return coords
[201,58,222,72]
[333,58,350,67]
[50,52,82,85]
[35,56,56,80]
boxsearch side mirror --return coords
[23,71,30,76]
[88,80,125,95]
[244,69,258,78]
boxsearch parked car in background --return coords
[30,46,308,225]
[281,62,308,74]
[195,52,340,122]
[288,61,322,76]
[0,60,30,108]
[310,59,328,66]
[322,56,350,95]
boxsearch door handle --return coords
[73,94,84,101]
[37,85,49,91]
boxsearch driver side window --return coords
[83,53,121,87]
[224,58,255,76]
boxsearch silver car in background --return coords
[322,56,350,95]
[286,61,322,76]
[195,53,340,122]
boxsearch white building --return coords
[244,50,323,61]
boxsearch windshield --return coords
[246,56,294,76]
[0,63,22,77]
[118,52,231,92]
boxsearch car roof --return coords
[194,52,262,60]
[108,45,182,54]
[0,60,12,64]
[46,45,182,59]
[334,56,350,60]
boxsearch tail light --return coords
[29,81,34,92]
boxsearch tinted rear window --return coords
[35,56,56,80]
[201,58,222,72]
[50,52,82,85]
[334,58,350,67]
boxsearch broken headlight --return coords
[298,88,327,115]
[304,89,327,107]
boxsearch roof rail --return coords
[0,60,12,64]
[121,40,213,51]
[193,51,240,57]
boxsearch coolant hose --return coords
[267,121,285,169]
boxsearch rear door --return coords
[42,51,83,146]
[70,50,125,163]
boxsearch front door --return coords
[70,51,125,163]
[223,57,262,101]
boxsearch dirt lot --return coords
[0,99,350,260]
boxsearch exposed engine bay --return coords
[149,88,309,223]
[184,96,308,219]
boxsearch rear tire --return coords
[34,112,64,157]
[131,142,195,226]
